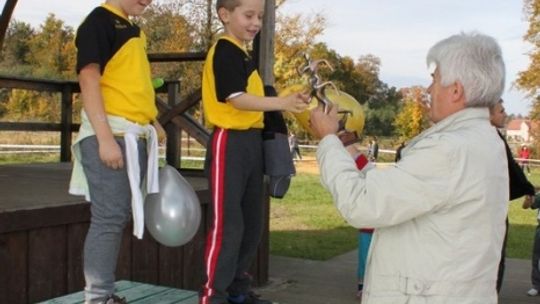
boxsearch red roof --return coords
[506,119,529,131]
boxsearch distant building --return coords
[506,118,537,142]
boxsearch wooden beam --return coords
[169,115,209,147]
[155,89,209,150]
[0,122,79,132]
[157,89,202,125]
[148,52,206,63]
[60,85,73,162]
[258,0,276,85]
[0,0,18,52]
[165,82,181,168]
[0,76,80,92]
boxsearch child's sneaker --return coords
[100,294,127,304]
[356,283,363,299]
[527,288,538,296]
[228,291,272,304]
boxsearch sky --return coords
[4,0,535,115]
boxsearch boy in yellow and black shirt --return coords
[200,1,308,304]
[69,1,163,303]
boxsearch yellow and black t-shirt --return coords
[75,4,157,125]
[202,36,265,130]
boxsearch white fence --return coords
[2,144,540,167]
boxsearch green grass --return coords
[0,153,59,164]
[270,170,540,261]
[507,171,540,259]
[269,173,357,260]
[2,151,539,261]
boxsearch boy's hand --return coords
[282,92,310,113]
[153,121,167,146]
[99,137,124,170]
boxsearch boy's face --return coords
[108,0,152,17]
[219,0,264,44]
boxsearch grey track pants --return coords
[80,136,147,303]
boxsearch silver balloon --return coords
[144,165,201,247]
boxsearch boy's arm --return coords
[229,92,309,113]
[79,63,124,169]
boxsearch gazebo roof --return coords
[0,0,18,49]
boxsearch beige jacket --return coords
[317,108,508,304]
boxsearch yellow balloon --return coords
[280,84,365,138]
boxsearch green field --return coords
[270,169,540,261]
[1,148,538,261]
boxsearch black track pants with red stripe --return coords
[200,128,265,304]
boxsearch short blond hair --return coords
[216,0,242,12]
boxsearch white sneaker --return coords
[527,288,538,296]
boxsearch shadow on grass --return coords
[270,226,357,261]
[508,223,537,259]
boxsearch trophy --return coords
[281,54,365,145]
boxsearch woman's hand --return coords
[309,104,339,139]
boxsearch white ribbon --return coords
[124,124,159,239]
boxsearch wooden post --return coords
[253,0,276,286]
[165,82,181,168]
[60,84,73,162]
[258,0,276,85]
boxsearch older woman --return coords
[310,32,508,304]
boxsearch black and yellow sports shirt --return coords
[75,3,157,125]
[202,36,265,130]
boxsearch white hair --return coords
[426,32,505,107]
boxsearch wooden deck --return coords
[0,163,269,304]
[37,280,198,304]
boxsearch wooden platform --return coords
[37,280,198,304]
[0,163,270,304]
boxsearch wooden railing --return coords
[0,76,79,162]
[0,51,207,164]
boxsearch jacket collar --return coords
[405,107,490,149]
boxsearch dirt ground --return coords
[294,157,320,175]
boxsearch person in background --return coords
[394,141,406,162]
[343,145,375,300]
[367,137,379,161]
[199,0,309,303]
[356,226,374,298]
[519,145,532,174]
[489,99,535,293]
[289,132,302,160]
[309,32,508,303]
[523,194,540,296]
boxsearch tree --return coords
[518,0,540,98]
[0,1,404,138]
[27,14,75,79]
[139,2,201,101]
[517,0,540,152]
[273,11,326,88]
[3,89,61,122]
[0,20,33,68]
[393,86,430,140]
[362,84,402,137]
[0,15,77,122]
